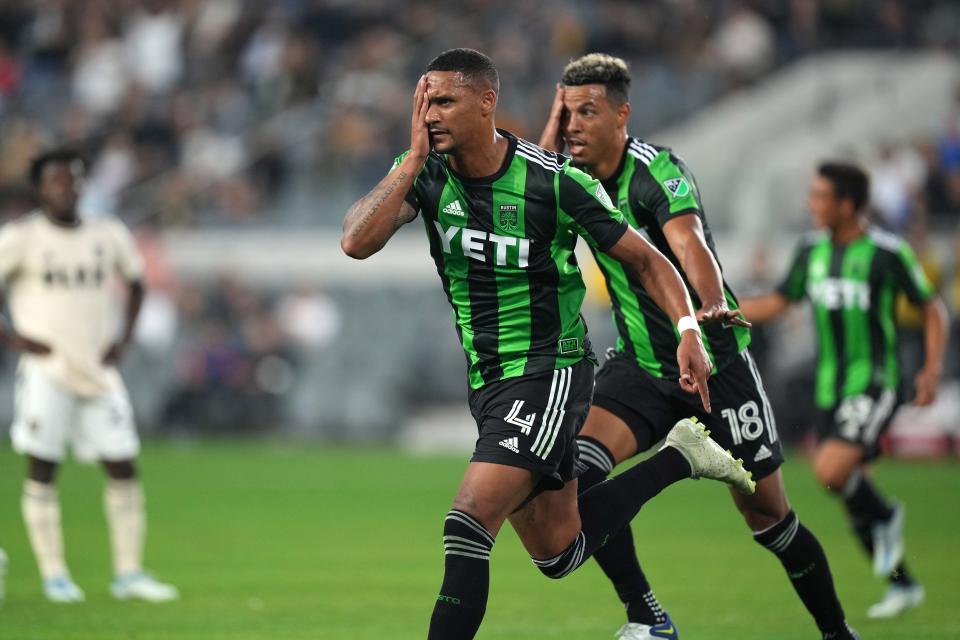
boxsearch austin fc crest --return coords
[499,204,519,231]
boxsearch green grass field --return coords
[0,443,957,639]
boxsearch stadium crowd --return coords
[1,0,959,228]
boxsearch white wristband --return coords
[677,315,700,336]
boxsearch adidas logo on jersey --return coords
[442,200,466,217]
[754,444,773,462]
[499,437,520,453]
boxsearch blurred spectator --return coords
[870,143,926,232]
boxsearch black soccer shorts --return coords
[469,358,594,495]
[815,385,900,460]
[593,348,784,481]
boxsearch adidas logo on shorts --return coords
[754,444,773,462]
[442,200,466,217]
[499,437,520,453]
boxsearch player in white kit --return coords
[0,149,178,603]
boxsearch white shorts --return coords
[10,360,140,463]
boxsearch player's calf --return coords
[428,509,496,640]
[753,510,856,639]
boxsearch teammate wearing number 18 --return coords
[741,162,948,619]
[341,49,755,640]
[539,54,856,639]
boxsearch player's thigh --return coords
[729,468,791,532]
[74,382,140,464]
[452,461,539,537]
[10,360,75,463]
[579,406,637,465]
[590,352,673,459]
[693,350,784,482]
[508,479,581,559]
[465,360,593,534]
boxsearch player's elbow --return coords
[340,235,372,260]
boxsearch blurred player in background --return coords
[539,54,857,640]
[342,48,755,640]
[741,162,948,619]
[0,149,178,603]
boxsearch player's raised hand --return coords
[913,365,940,406]
[676,330,712,412]
[538,84,566,152]
[697,304,751,328]
[411,75,431,160]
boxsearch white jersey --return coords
[0,211,144,397]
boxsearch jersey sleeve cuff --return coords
[595,219,630,252]
[657,207,700,227]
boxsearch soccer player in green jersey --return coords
[539,54,857,640]
[742,162,948,619]
[341,49,755,640]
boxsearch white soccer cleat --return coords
[872,503,905,578]
[616,614,679,638]
[111,571,179,602]
[867,583,924,619]
[43,574,86,603]
[661,417,756,495]
[0,547,7,603]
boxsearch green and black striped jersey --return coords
[587,137,750,379]
[396,130,629,389]
[778,227,934,410]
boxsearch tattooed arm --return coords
[341,167,420,259]
[341,76,431,260]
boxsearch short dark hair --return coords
[29,149,86,187]
[817,162,870,212]
[426,48,499,93]
[561,53,631,105]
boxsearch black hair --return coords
[561,53,631,105]
[29,149,86,188]
[426,48,499,93]
[817,162,870,212]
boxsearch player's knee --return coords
[27,457,57,484]
[103,459,137,480]
[532,531,585,580]
[442,509,495,561]
[741,502,789,531]
[813,459,850,493]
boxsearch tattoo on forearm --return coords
[346,170,408,238]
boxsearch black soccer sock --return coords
[534,446,690,580]
[842,471,894,521]
[754,511,849,635]
[843,472,915,586]
[428,509,495,640]
[577,437,664,625]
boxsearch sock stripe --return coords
[756,512,800,553]
[443,538,492,559]
[445,510,495,547]
[842,469,864,499]
[531,531,585,579]
[577,438,615,473]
